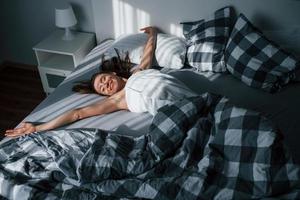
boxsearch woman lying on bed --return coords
[5,26,197,138]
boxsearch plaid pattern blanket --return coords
[1,93,300,199]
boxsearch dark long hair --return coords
[72,49,133,94]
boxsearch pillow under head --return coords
[105,33,148,65]
[181,6,235,72]
[225,14,299,93]
[105,33,187,69]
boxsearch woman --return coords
[5,27,196,138]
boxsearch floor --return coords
[0,63,46,140]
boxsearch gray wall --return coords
[0,0,95,65]
[92,0,300,56]
[1,0,300,66]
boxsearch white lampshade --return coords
[55,5,77,40]
[55,5,77,28]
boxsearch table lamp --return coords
[55,5,77,41]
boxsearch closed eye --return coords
[100,76,105,84]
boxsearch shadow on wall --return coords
[71,3,85,31]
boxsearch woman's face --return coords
[93,73,125,96]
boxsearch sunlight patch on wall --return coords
[123,2,134,34]
[112,0,126,38]
[112,0,150,38]
[136,8,150,30]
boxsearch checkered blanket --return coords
[1,93,300,199]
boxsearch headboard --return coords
[91,0,300,56]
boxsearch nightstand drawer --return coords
[46,73,66,88]
[38,66,71,94]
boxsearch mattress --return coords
[2,40,300,162]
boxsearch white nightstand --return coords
[33,30,95,94]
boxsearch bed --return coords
[1,5,300,200]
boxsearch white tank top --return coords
[125,69,196,115]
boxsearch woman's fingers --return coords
[5,131,22,137]
[6,131,29,137]
[5,132,22,138]
[6,127,23,134]
[5,128,24,137]
[140,26,151,31]
[5,123,35,138]
[140,26,156,34]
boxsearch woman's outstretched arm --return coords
[135,26,157,72]
[5,89,127,138]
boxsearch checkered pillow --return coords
[181,6,235,72]
[225,14,299,93]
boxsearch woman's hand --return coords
[5,122,37,138]
[140,26,157,36]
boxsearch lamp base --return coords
[62,27,75,41]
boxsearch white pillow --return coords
[155,34,187,69]
[105,33,187,69]
[105,33,148,64]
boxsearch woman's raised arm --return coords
[134,26,158,72]
[5,89,127,138]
